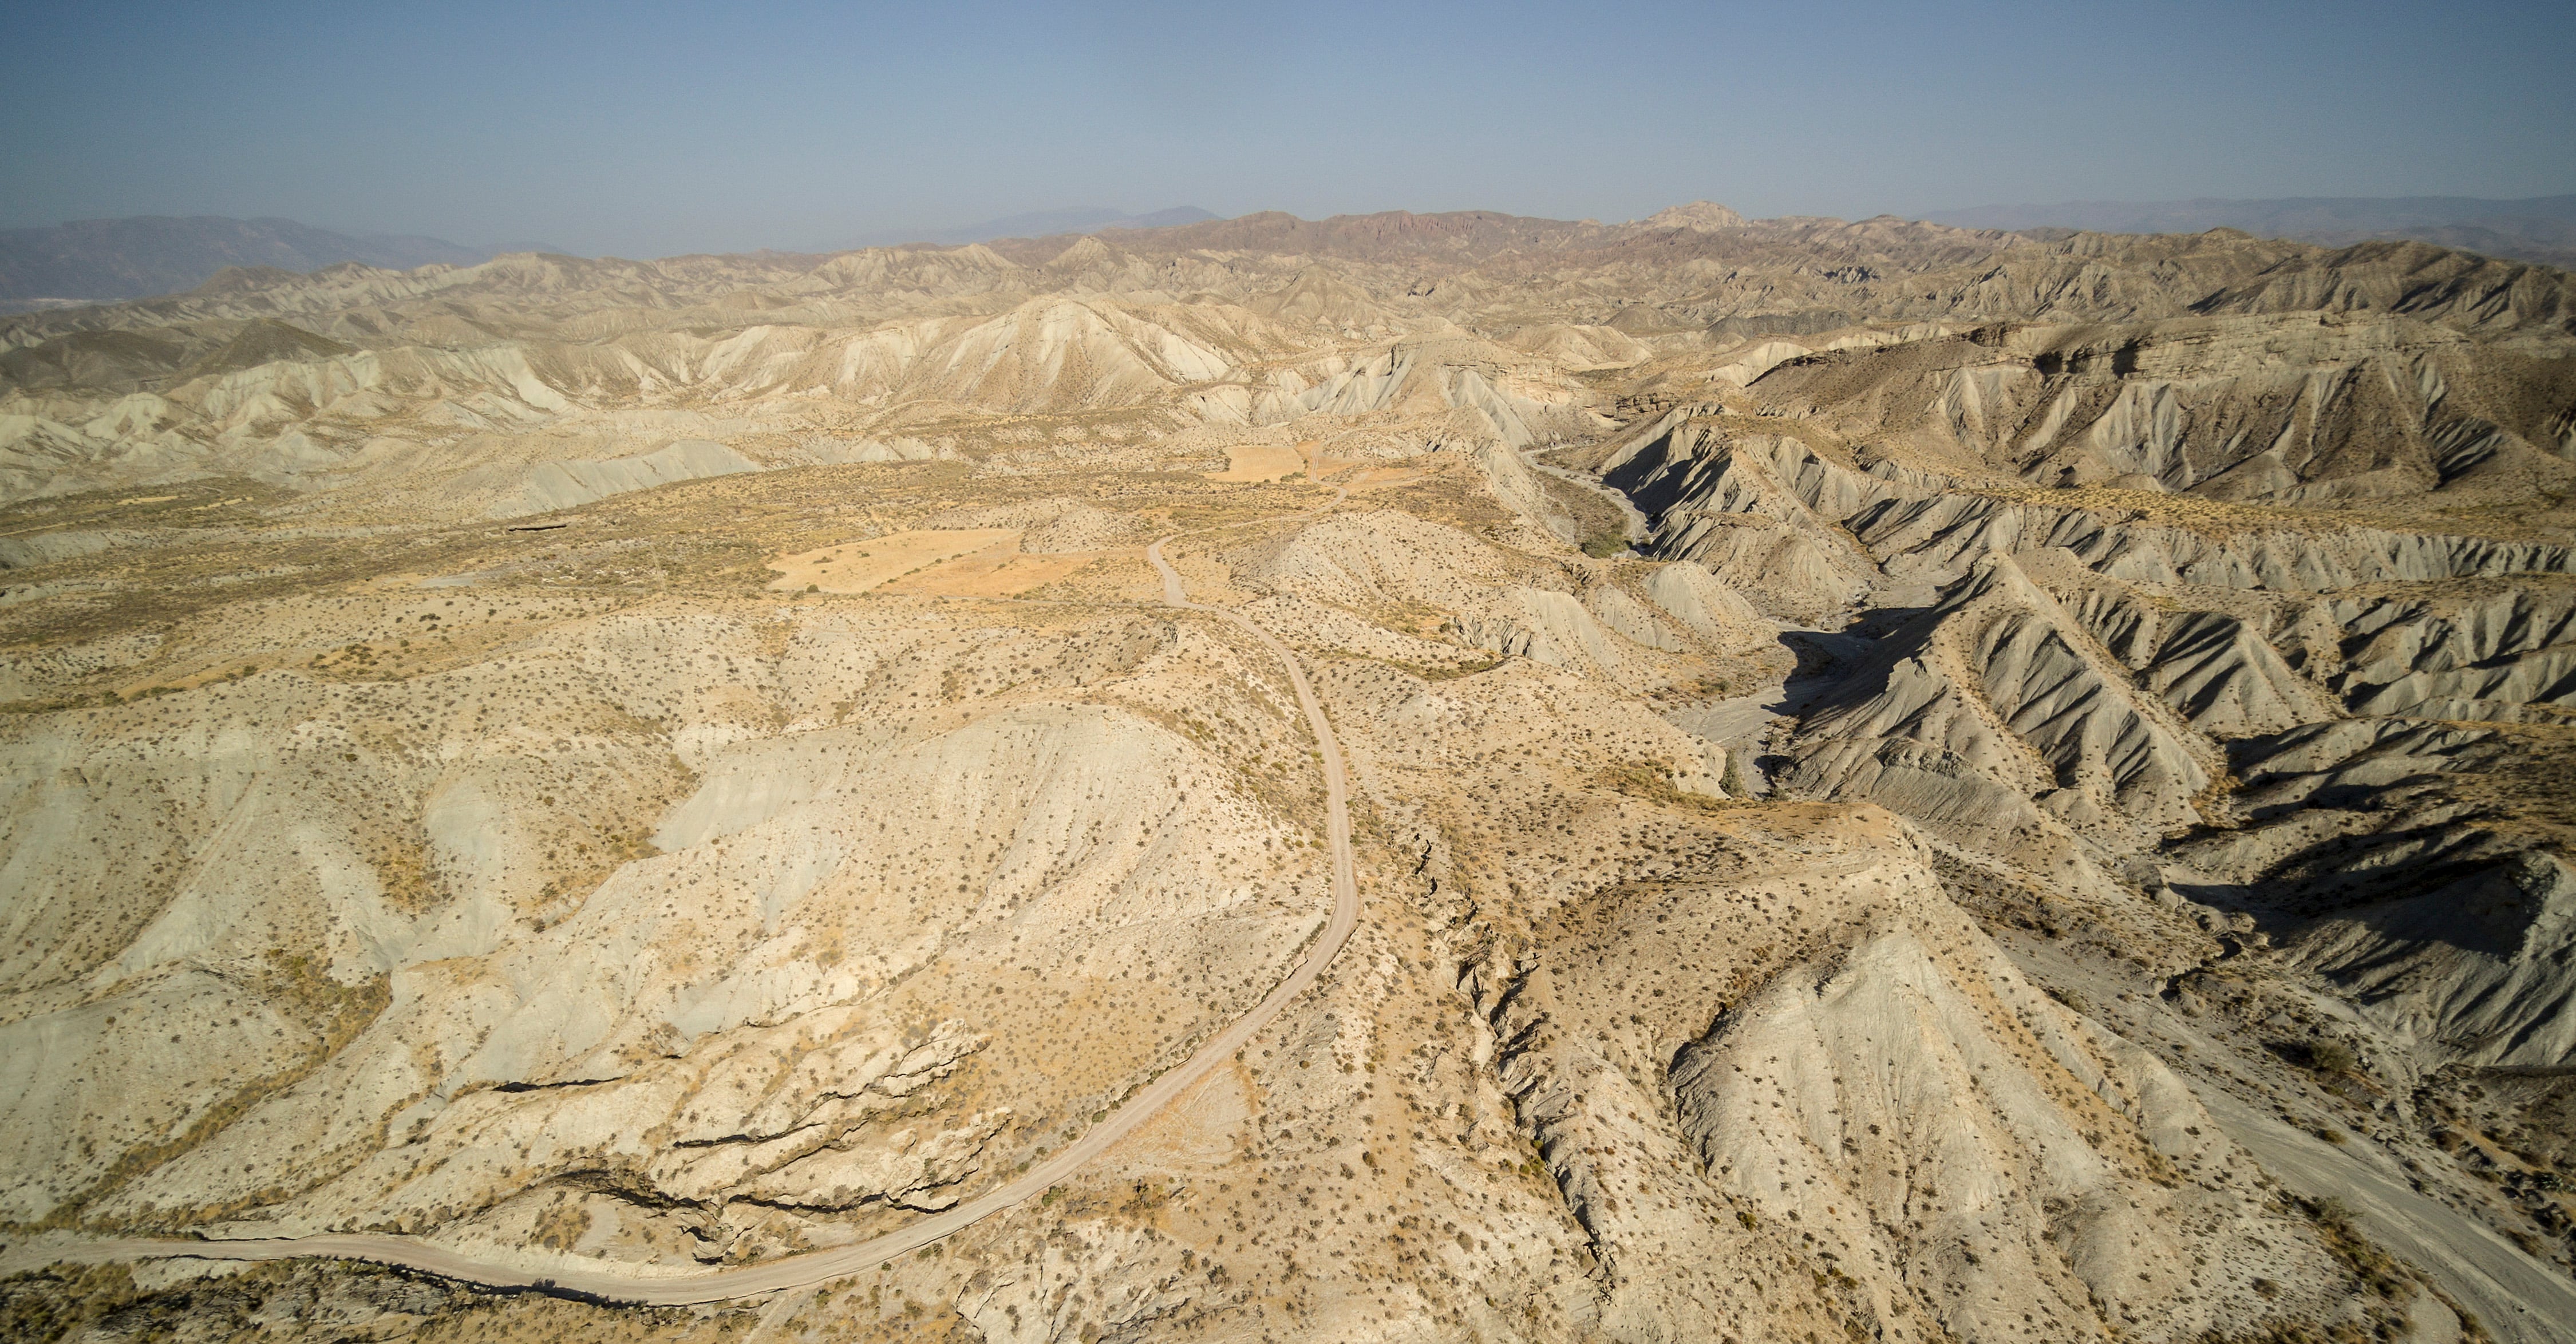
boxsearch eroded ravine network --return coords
[0,533,1363,1307]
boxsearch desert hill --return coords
[2,203,2574,1343]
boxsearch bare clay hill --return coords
[3,203,2575,1343]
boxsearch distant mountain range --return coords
[0,216,564,309]
[17,196,2560,315]
[827,205,1219,250]
[1921,195,2576,268]
[0,209,1227,310]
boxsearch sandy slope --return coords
[0,532,1362,1304]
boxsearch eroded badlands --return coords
[3,204,2575,1342]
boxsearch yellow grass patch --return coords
[768,529,1020,594]
[1205,442,1312,483]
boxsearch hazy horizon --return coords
[5,0,2571,259]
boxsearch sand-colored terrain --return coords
[880,548,1104,598]
[766,528,1022,593]
[5,204,2576,1343]
[1203,442,1312,483]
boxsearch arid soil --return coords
[4,203,2576,1343]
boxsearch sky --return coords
[2,0,2570,258]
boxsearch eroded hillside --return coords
[4,205,2575,1343]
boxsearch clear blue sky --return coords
[3,0,2569,257]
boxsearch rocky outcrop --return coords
[2289,851,2576,1069]
[1785,554,2215,854]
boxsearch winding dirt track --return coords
[1,534,1361,1306]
